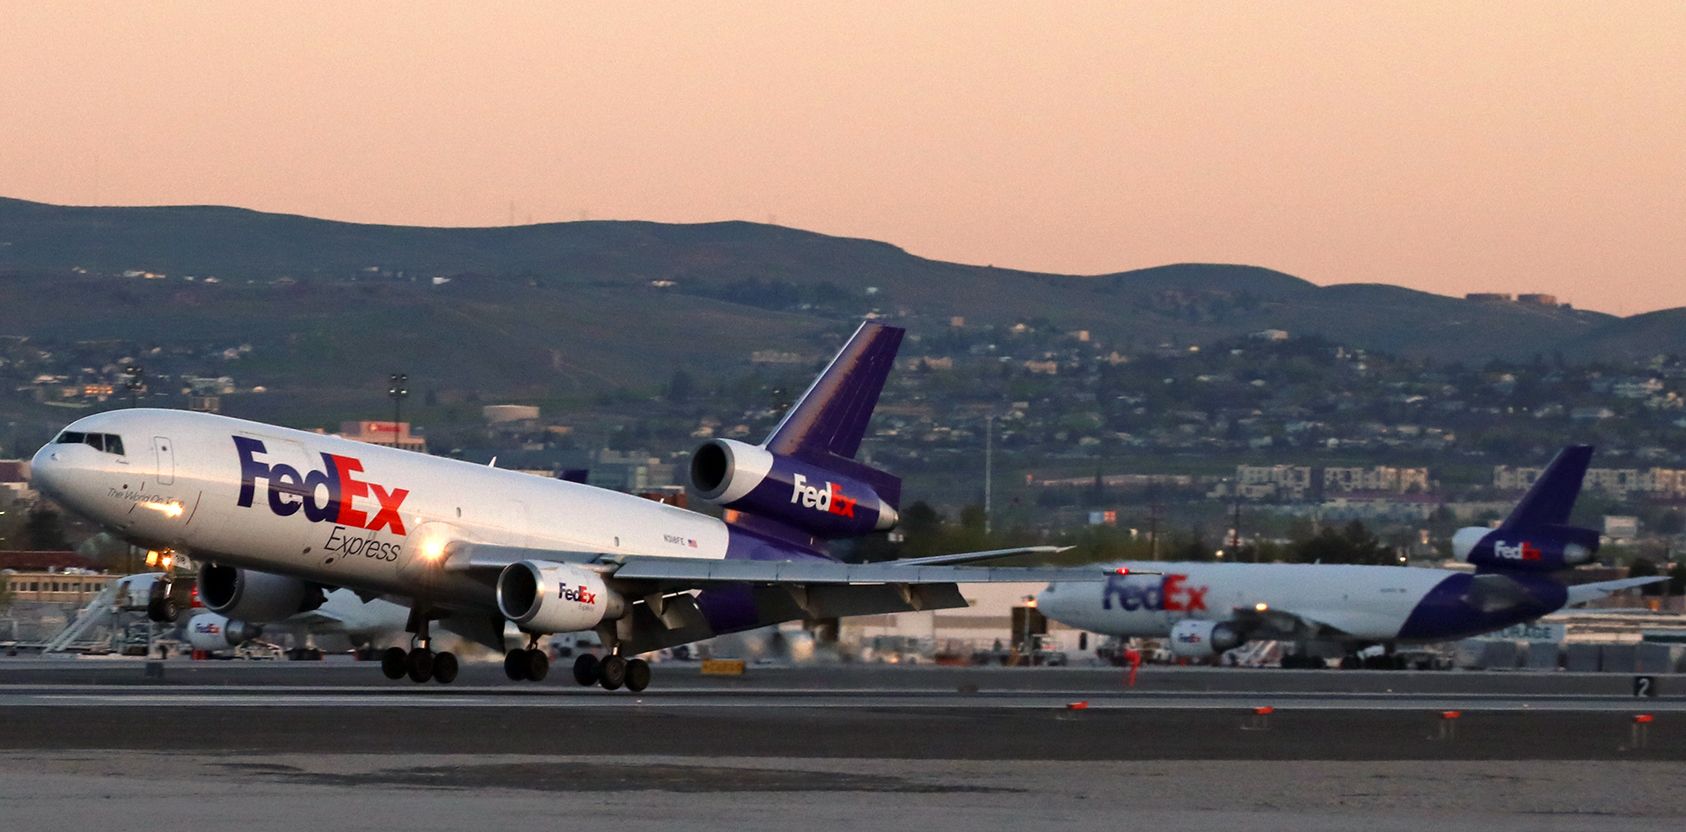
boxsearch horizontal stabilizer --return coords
[1564,576,1668,606]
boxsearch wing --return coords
[1225,604,1353,641]
[439,542,1136,655]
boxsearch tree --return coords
[664,369,695,404]
[24,507,69,551]
[1291,521,1394,565]
[1629,558,1664,596]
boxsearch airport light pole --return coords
[123,365,144,408]
[388,372,408,448]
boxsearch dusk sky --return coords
[2,3,1681,314]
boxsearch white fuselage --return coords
[1037,561,1461,643]
[31,409,730,614]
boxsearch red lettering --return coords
[329,454,370,529]
[367,483,409,535]
[1184,585,1208,612]
[829,486,857,518]
[1161,574,1187,611]
[1522,542,1541,561]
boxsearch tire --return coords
[624,658,651,693]
[573,653,601,686]
[1340,655,1360,670]
[504,649,529,681]
[406,648,435,683]
[525,649,550,682]
[381,647,409,680]
[148,597,179,624]
[432,652,459,684]
[599,655,627,691]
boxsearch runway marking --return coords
[9,692,1686,712]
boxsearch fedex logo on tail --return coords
[234,436,410,535]
[1103,573,1209,613]
[561,584,598,605]
[790,473,858,518]
[1493,540,1542,561]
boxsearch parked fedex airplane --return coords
[184,588,410,658]
[32,322,1119,690]
[1038,445,1664,668]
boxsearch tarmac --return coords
[1,657,1682,831]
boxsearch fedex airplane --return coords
[31,322,1118,690]
[184,588,410,658]
[1038,445,1665,668]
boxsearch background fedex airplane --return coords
[1039,445,1665,668]
[183,588,410,658]
[31,322,1117,690]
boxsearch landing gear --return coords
[1282,653,1325,669]
[573,653,600,686]
[381,647,408,680]
[383,606,457,684]
[624,658,651,693]
[406,648,435,682]
[598,655,627,690]
[504,646,550,682]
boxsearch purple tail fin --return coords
[761,321,904,508]
[1501,444,1593,531]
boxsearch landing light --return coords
[139,500,183,519]
[1254,602,1269,612]
[419,537,447,562]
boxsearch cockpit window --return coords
[53,431,125,456]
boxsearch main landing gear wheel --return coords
[431,651,459,684]
[573,653,601,686]
[624,658,651,693]
[381,647,409,680]
[598,655,628,691]
[503,648,550,682]
[406,648,435,683]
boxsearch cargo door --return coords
[154,436,175,485]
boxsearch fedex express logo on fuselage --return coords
[234,436,410,535]
[1492,540,1542,561]
[1103,572,1209,613]
[790,473,858,518]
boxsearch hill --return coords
[0,197,1667,381]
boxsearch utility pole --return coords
[1232,493,1243,561]
[123,365,144,408]
[1148,501,1161,560]
[387,373,409,449]
[983,414,994,535]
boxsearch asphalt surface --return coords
[1,657,1680,760]
[3,658,1682,831]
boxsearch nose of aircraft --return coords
[29,439,64,499]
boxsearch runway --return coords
[2,658,1682,831]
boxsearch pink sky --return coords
[2,3,1681,313]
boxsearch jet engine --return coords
[198,563,327,621]
[497,560,627,634]
[689,438,898,537]
[185,612,263,652]
[1168,619,1245,658]
[1450,526,1597,572]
